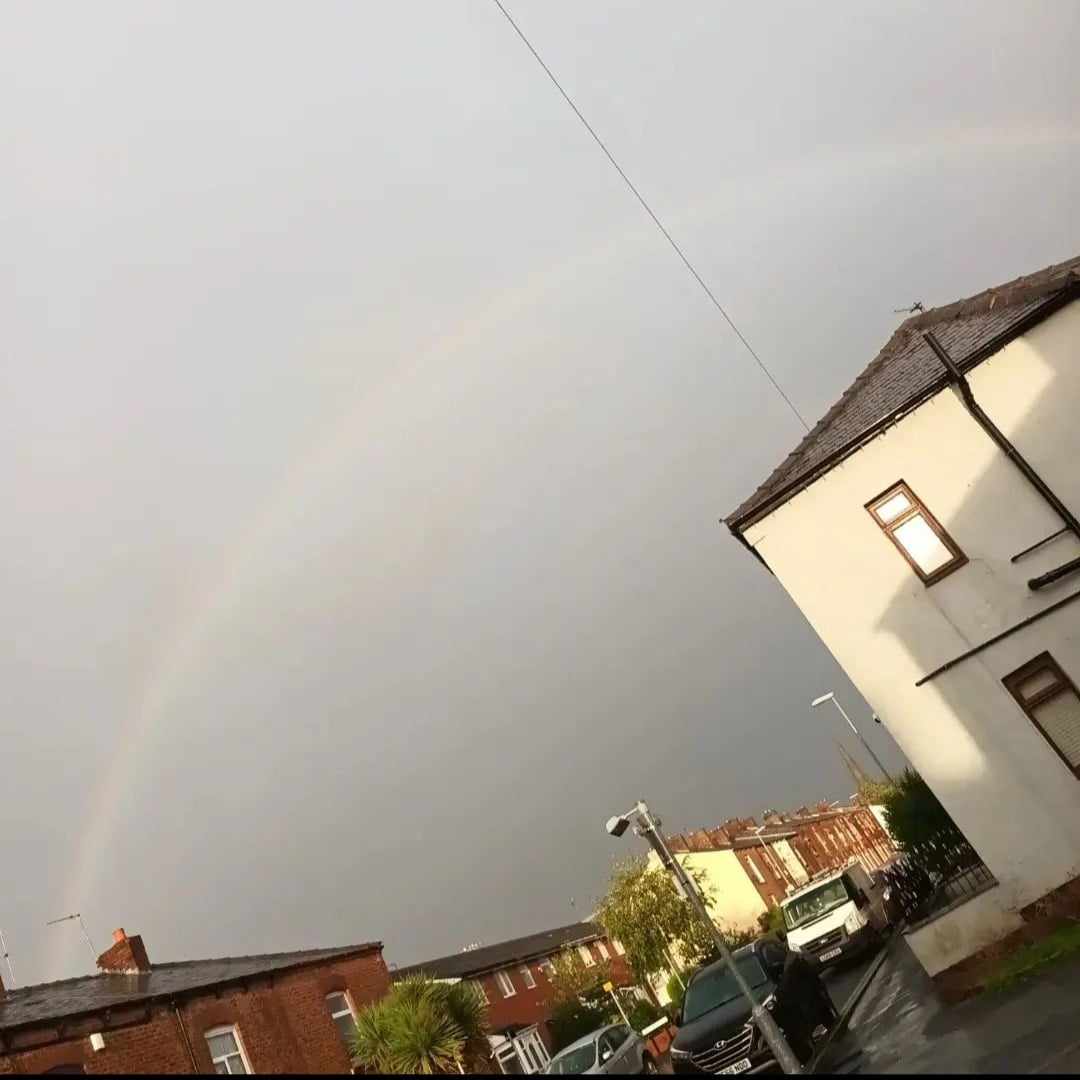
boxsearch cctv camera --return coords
[606,815,630,837]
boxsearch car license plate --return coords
[719,1058,751,1075]
[820,947,842,962]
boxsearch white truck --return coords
[779,862,889,968]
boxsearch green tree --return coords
[351,975,490,1075]
[596,857,748,986]
[547,947,614,1006]
[664,972,686,1017]
[546,947,617,1051]
[857,777,896,806]
[883,767,975,873]
[757,904,786,939]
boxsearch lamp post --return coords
[605,801,802,1075]
[811,692,894,784]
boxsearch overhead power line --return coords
[490,0,810,433]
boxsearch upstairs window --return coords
[611,939,626,956]
[519,965,537,989]
[206,1026,251,1075]
[866,481,966,585]
[494,969,516,998]
[577,945,595,968]
[326,991,357,1047]
[1004,653,1080,778]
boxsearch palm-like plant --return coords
[353,998,395,1073]
[441,978,490,1070]
[351,974,491,1075]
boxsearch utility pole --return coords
[607,802,803,1074]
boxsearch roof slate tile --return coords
[728,255,1080,527]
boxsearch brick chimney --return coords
[96,928,151,974]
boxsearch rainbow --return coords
[51,121,1080,980]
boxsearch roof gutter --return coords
[728,282,1080,536]
[923,329,1080,591]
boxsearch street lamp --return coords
[811,692,894,784]
[605,801,803,1075]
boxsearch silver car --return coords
[544,1023,658,1075]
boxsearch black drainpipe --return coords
[172,999,200,1073]
[922,330,1080,590]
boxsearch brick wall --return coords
[0,949,390,1074]
[472,937,633,1052]
[734,808,896,913]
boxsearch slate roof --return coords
[0,942,381,1033]
[394,921,601,981]
[728,254,1080,529]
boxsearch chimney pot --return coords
[97,929,150,974]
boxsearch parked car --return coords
[668,937,835,1075]
[544,1023,657,1075]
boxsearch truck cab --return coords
[780,863,885,967]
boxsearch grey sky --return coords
[4,0,1079,984]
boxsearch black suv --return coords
[669,937,835,1075]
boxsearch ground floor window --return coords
[490,1027,551,1075]
[205,1025,252,1075]
[1004,652,1080,777]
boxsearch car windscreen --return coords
[682,954,770,1023]
[547,1043,597,1074]
[783,878,850,930]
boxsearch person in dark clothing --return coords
[774,950,836,1062]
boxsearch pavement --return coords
[817,936,1080,1074]
[821,951,880,1015]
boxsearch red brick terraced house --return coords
[0,928,390,1075]
[687,804,892,896]
[395,920,634,1075]
[651,802,896,935]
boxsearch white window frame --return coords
[612,938,626,956]
[495,969,516,998]
[473,979,490,1004]
[326,990,357,1045]
[519,965,537,989]
[596,941,610,961]
[539,959,556,980]
[205,1024,253,1075]
[577,945,595,968]
[746,854,766,884]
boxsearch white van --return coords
[780,863,887,967]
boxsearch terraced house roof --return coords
[0,942,381,1033]
[728,254,1080,530]
[394,920,602,981]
